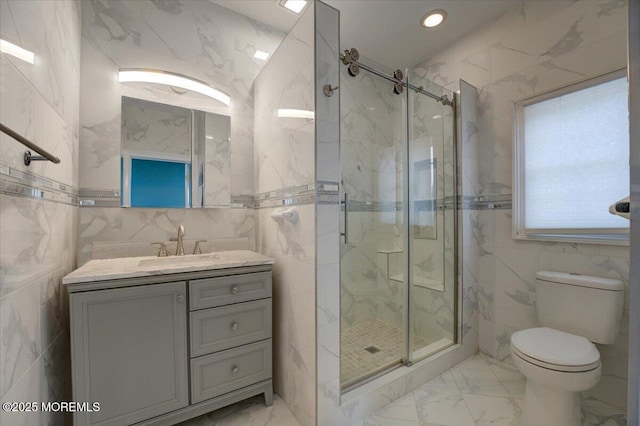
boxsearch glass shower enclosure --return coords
[339,52,457,390]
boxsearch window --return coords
[514,70,629,244]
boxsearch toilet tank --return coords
[536,271,624,344]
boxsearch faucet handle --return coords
[151,242,168,257]
[193,240,207,255]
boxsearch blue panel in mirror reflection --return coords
[130,158,191,208]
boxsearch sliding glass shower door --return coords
[407,71,456,361]
[339,63,408,389]
[339,59,456,390]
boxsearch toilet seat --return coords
[511,327,600,372]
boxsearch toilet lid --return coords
[511,327,600,369]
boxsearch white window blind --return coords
[516,72,629,241]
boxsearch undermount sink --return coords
[137,252,223,268]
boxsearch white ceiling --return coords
[212,0,520,69]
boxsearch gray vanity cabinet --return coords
[70,281,189,426]
[68,264,273,426]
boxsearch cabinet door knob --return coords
[231,365,239,374]
[176,294,185,303]
[231,321,238,331]
[231,286,239,294]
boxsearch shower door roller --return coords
[341,47,360,64]
[348,63,360,77]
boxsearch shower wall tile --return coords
[413,0,629,418]
[0,1,80,422]
[253,4,316,425]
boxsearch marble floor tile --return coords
[450,367,510,397]
[370,393,419,423]
[413,388,476,426]
[177,395,299,426]
[501,379,526,400]
[417,370,460,394]
[364,416,420,426]
[462,393,522,426]
[485,356,523,382]
[361,353,625,426]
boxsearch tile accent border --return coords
[78,188,120,207]
[79,190,258,209]
[0,162,78,206]
[256,183,317,209]
[460,194,512,210]
[316,181,340,205]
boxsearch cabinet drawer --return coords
[190,340,272,404]
[189,272,271,310]
[190,299,272,357]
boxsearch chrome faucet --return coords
[170,224,185,256]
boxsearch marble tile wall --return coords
[77,207,256,265]
[78,0,285,263]
[0,1,80,424]
[253,5,316,426]
[413,0,630,419]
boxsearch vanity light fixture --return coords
[254,50,270,61]
[277,109,314,119]
[118,69,231,106]
[279,0,307,14]
[0,39,35,64]
[421,9,447,28]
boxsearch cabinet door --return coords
[70,282,188,426]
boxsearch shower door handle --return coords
[341,193,348,244]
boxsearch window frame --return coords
[513,68,629,246]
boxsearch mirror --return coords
[120,96,230,208]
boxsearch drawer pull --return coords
[231,286,239,294]
[230,321,238,331]
[231,365,239,374]
[176,294,185,303]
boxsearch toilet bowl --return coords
[509,271,624,426]
[511,327,601,426]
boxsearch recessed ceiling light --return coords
[254,50,269,61]
[421,9,447,28]
[279,0,307,14]
[0,39,35,64]
[118,69,231,106]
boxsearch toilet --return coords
[510,271,624,426]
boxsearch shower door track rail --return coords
[339,54,453,106]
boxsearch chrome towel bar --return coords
[0,121,61,165]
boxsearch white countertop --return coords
[63,250,275,285]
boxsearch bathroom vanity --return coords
[63,250,274,426]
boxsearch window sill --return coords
[513,232,629,246]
